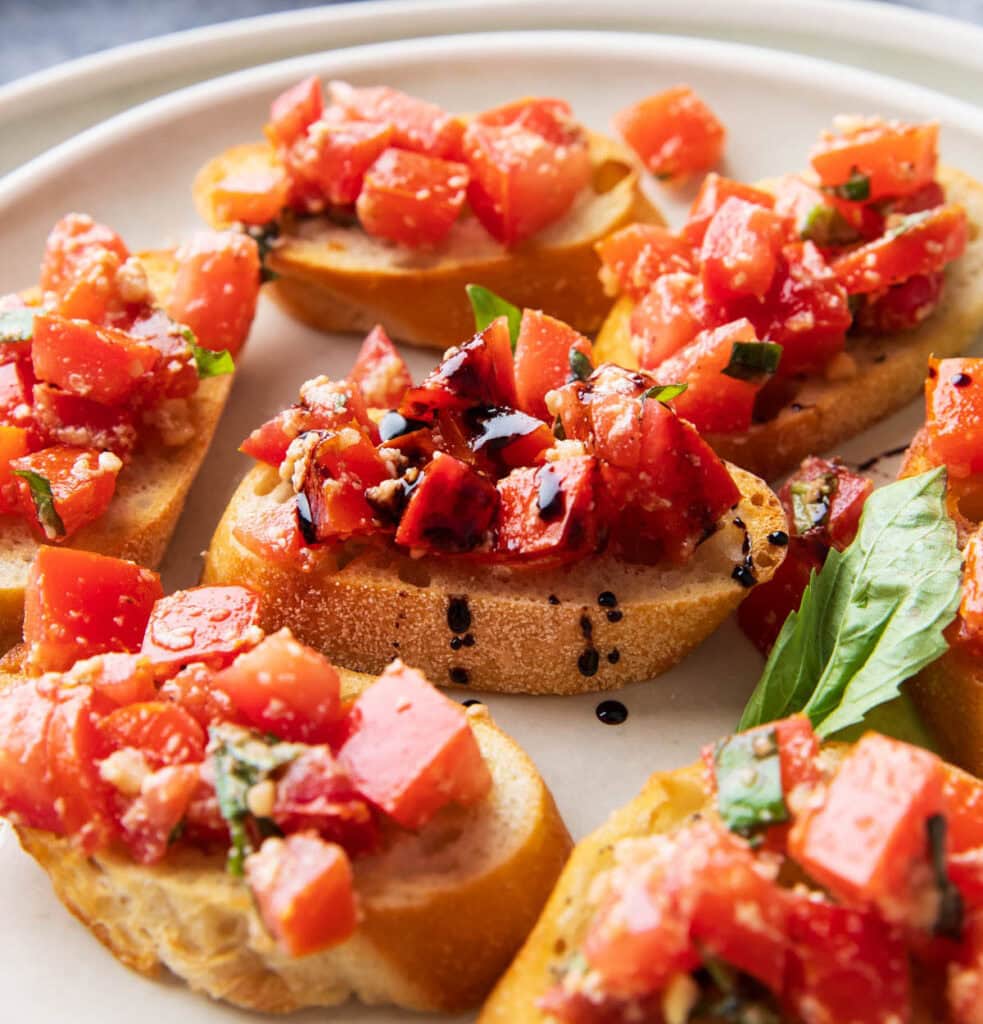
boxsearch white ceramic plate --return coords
[2,29,983,1024]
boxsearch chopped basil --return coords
[552,416,566,441]
[713,729,789,836]
[789,473,836,536]
[800,204,859,247]
[243,221,281,283]
[886,208,934,241]
[12,470,65,539]
[181,327,235,378]
[927,814,964,940]
[0,308,35,343]
[722,341,783,382]
[465,284,521,350]
[827,169,871,202]
[694,952,782,1024]
[643,382,688,404]
[209,725,303,875]
[568,346,593,382]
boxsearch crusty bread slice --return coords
[9,666,572,1015]
[201,463,786,695]
[0,252,234,651]
[594,165,983,482]
[194,133,662,349]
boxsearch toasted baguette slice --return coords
[10,666,571,1015]
[0,252,234,651]
[595,165,983,482]
[194,134,662,349]
[201,463,785,695]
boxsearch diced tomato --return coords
[127,308,200,400]
[513,309,592,421]
[52,247,130,325]
[65,652,158,707]
[348,325,412,408]
[943,765,983,854]
[0,360,32,422]
[811,119,938,201]
[246,833,357,956]
[32,383,137,457]
[463,406,553,472]
[832,204,967,295]
[356,147,468,247]
[629,272,705,369]
[494,456,599,564]
[240,411,294,466]
[265,75,325,150]
[402,318,517,416]
[211,168,289,226]
[32,313,158,406]
[166,231,260,356]
[462,101,591,245]
[891,180,946,215]
[394,452,498,554]
[39,213,130,298]
[0,425,32,514]
[158,662,234,729]
[789,733,944,907]
[955,529,983,655]
[339,661,491,828]
[211,629,341,743]
[926,357,983,477]
[596,224,695,300]
[232,497,311,566]
[24,548,163,673]
[12,445,121,541]
[855,271,945,335]
[99,701,206,768]
[614,85,725,181]
[683,174,775,247]
[329,81,464,160]
[285,119,394,206]
[701,197,789,302]
[655,319,763,434]
[141,585,262,671]
[779,455,872,552]
[949,912,983,1024]
[273,747,379,855]
[784,890,911,1024]
[118,763,200,864]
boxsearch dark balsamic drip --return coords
[607,610,623,623]
[928,365,938,379]
[767,530,790,547]
[596,699,628,725]
[952,372,973,388]
[295,493,318,545]
[447,596,472,634]
[790,402,804,412]
[537,465,565,521]
[579,615,593,640]
[732,517,745,531]
[857,444,910,473]
[874,353,887,364]
[742,532,751,556]
[462,633,475,647]
[578,648,600,677]
[547,594,561,605]
[597,591,618,608]
[449,667,470,685]
[378,411,428,443]
[470,406,546,454]
[732,564,757,588]
[607,649,621,664]
[461,699,482,707]
[450,636,463,651]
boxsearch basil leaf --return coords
[740,469,961,738]
[12,470,65,539]
[243,220,281,283]
[714,728,789,835]
[828,169,871,202]
[927,814,964,940]
[0,308,35,343]
[552,416,566,441]
[886,208,934,241]
[789,474,836,536]
[568,346,593,382]
[643,382,688,404]
[465,284,521,350]
[721,341,782,381]
[180,328,235,378]
[800,204,859,247]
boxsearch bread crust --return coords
[201,463,786,695]
[10,667,572,1014]
[594,165,983,482]
[0,251,237,650]
[194,134,663,350]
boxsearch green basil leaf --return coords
[800,204,860,247]
[12,470,65,539]
[789,474,836,536]
[568,346,593,382]
[465,284,521,350]
[181,327,235,378]
[714,729,788,836]
[0,308,35,343]
[740,468,961,738]
[243,220,281,283]
[828,169,871,202]
[721,341,782,382]
[552,416,566,441]
[643,382,688,404]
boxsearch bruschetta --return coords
[193,78,661,349]
[0,546,571,1014]
[0,214,260,648]
[481,716,983,1024]
[594,116,983,481]
[201,309,786,694]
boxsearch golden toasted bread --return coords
[194,134,662,350]
[0,252,236,650]
[594,165,983,482]
[201,463,785,695]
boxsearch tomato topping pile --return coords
[543,718,983,1024]
[737,455,872,654]
[0,214,259,541]
[225,77,594,249]
[0,548,492,958]
[598,118,966,436]
[236,311,744,570]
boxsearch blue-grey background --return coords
[2,0,981,86]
